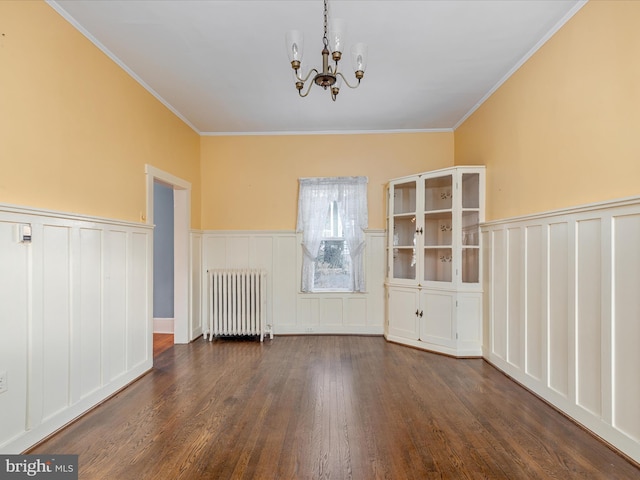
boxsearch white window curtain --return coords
[296,176,368,292]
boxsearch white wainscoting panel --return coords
[129,232,151,369]
[576,218,602,418]
[105,230,128,382]
[482,197,640,464]
[507,227,523,370]
[0,204,152,453]
[0,221,29,449]
[190,232,203,340]
[201,231,385,336]
[272,235,298,327]
[345,297,368,327]
[42,225,72,422]
[548,221,570,398]
[491,229,507,360]
[525,225,544,382]
[79,228,103,400]
[612,213,640,445]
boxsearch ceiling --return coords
[49,0,585,135]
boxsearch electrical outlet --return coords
[0,371,7,394]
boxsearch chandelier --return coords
[285,0,368,101]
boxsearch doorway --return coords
[153,181,174,332]
[145,165,192,346]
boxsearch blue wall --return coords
[153,182,174,318]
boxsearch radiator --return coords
[207,269,271,342]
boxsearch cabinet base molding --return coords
[384,334,482,358]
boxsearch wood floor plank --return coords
[153,333,173,357]
[29,336,639,479]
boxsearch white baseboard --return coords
[384,333,482,358]
[153,318,174,334]
[274,325,384,336]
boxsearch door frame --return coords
[145,164,191,344]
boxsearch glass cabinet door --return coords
[461,173,480,283]
[391,181,417,280]
[423,175,453,283]
[389,168,482,286]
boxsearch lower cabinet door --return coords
[456,293,482,344]
[388,287,420,340]
[420,290,456,348]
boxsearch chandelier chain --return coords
[322,0,329,48]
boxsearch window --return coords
[297,177,368,293]
[314,201,352,290]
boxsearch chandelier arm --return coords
[298,80,316,98]
[295,68,319,84]
[336,71,362,89]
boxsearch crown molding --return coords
[200,128,453,137]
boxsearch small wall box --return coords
[19,224,32,243]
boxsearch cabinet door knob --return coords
[415,309,419,317]
[419,310,424,318]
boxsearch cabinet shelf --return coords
[424,208,453,215]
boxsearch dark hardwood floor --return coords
[30,336,639,479]
[153,333,174,358]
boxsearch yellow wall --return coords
[11,1,632,230]
[200,132,454,231]
[0,1,201,227]
[455,0,640,221]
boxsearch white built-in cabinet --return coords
[385,166,485,357]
